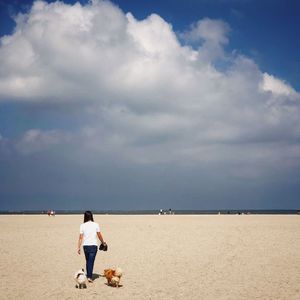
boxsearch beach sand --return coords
[0,214,299,299]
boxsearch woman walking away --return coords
[77,211,107,282]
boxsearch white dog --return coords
[74,269,87,289]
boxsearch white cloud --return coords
[182,18,230,45]
[126,13,180,55]
[180,18,230,61]
[260,73,296,96]
[15,129,70,155]
[0,0,299,177]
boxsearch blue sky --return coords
[0,0,299,210]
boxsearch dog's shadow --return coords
[104,283,123,288]
[75,284,87,289]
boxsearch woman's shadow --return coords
[92,273,102,281]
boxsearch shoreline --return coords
[0,209,299,215]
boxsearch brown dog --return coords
[104,268,123,287]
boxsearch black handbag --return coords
[99,243,108,251]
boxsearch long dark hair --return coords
[84,211,94,223]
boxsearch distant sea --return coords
[0,209,299,215]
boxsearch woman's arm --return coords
[77,233,83,254]
[97,232,106,245]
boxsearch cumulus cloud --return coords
[260,73,296,96]
[181,18,230,45]
[180,18,230,61]
[0,0,299,178]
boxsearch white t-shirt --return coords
[79,221,100,246]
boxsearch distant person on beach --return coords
[47,210,55,216]
[77,211,107,282]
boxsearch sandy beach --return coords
[0,214,299,299]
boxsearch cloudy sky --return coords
[0,0,299,210]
